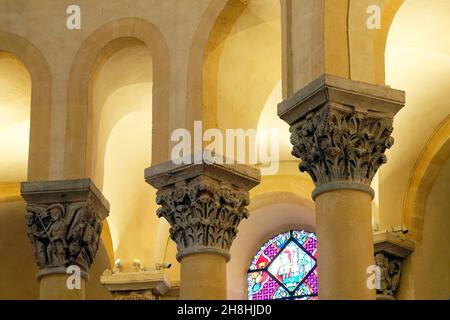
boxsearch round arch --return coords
[403,116,450,242]
[187,0,408,125]
[0,31,52,181]
[87,37,151,189]
[0,46,38,299]
[192,0,282,132]
[186,0,229,129]
[378,0,450,231]
[347,0,405,84]
[64,17,170,179]
[200,0,251,130]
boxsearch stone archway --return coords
[65,17,170,179]
[403,117,450,242]
[0,31,52,180]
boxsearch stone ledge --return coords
[373,231,415,259]
[100,271,171,296]
[145,158,261,191]
[278,74,405,126]
[21,178,109,219]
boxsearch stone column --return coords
[145,162,260,300]
[278,75,405,299]
[21,179,109,300]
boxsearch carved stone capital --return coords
[145,161,260,261]
[373,231,414,300]
[278,75,405,198]
[21,179,109,277]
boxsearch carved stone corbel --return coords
[145,161,260,261]
[373,231,414,300]
[21,179,109,280]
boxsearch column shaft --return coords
[180,253,227,300]
[39,274,86,300]
[316,190,375,299]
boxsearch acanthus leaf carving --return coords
[155,177,250,258]
[290,103,395,187]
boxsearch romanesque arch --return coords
[65,17,170,179]
[404,117,450,242]
[200,0,282,131]
[379,0,450,231]
[64,18,171,271]
[0,31,52,180]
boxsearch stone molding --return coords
[374,230,415,259]
[145,160,260,191]
[101,270,171,300]
[373,231,414,300]
[21,179,109,275]
[278,75,405,198]
[145,161,260,261]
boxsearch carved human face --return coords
[81,208,93,225]
[25,213,34,225]
[50,208,62,221]
[375,254,384,266]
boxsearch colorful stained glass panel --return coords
[248,230,318,300]
[248,271,280,300]
[303,269,318,295]
[267,241,315,291]
[249,231,290,271]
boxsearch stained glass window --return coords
[247,230,318,300]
